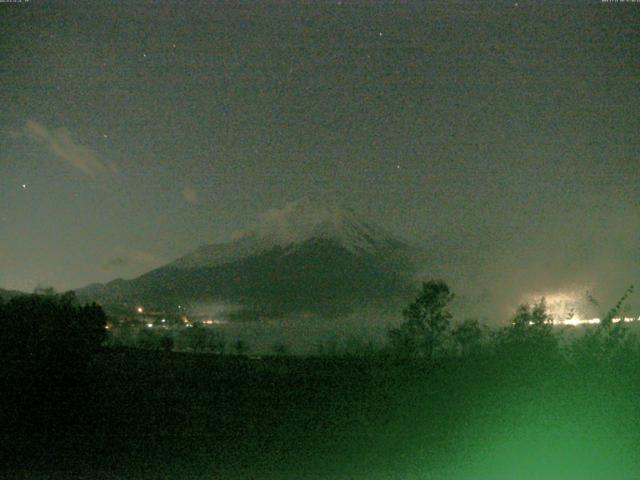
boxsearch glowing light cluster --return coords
[202,319,228,325]
[527,317,639,327]
[522,290,638,327]
[559,317,601,326]
[560,317,638,326]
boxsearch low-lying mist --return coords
[183,300,406,355]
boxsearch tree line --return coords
[1,282,636,365]
[388,280,637,367]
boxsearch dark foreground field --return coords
[3,348,640,479]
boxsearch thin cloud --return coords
[102,247,167,272]
[24,120,116,178]
[182,186,199,205]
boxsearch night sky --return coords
[1,1,638,317]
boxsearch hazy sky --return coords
[1,1,637,315]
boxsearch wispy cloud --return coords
[24,120,116,178]
[182,186,199,205]
[102,247,167,272]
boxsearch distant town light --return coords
[136,306,144,314]
[563,318,582,327]
[201,318,228,325]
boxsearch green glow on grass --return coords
[432,379,640,479]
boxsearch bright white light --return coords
[136,306,144,314]
[520,289,610,327]
[521,286,640,327]
[146,323,153,328]
[201,319,228,325]
[562,317,582,327]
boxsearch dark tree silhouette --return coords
[388,280,454,359]
[209,331,227,355]
[0,291,106,372]
[233,338,250,355]
[494,298,558,362]
[452,318,484,356]
[187,321,208,352]
[0,291,107,433]
[159,333,174,352]
[573,285,636,366]
[600,285,634,328]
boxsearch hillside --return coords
[78,201,418,318]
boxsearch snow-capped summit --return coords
[171,200,406,269]
[244,199,403,252]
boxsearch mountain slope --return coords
[169,200,409,268]
[78,201,416,318]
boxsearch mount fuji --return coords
[78,200,417,319]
